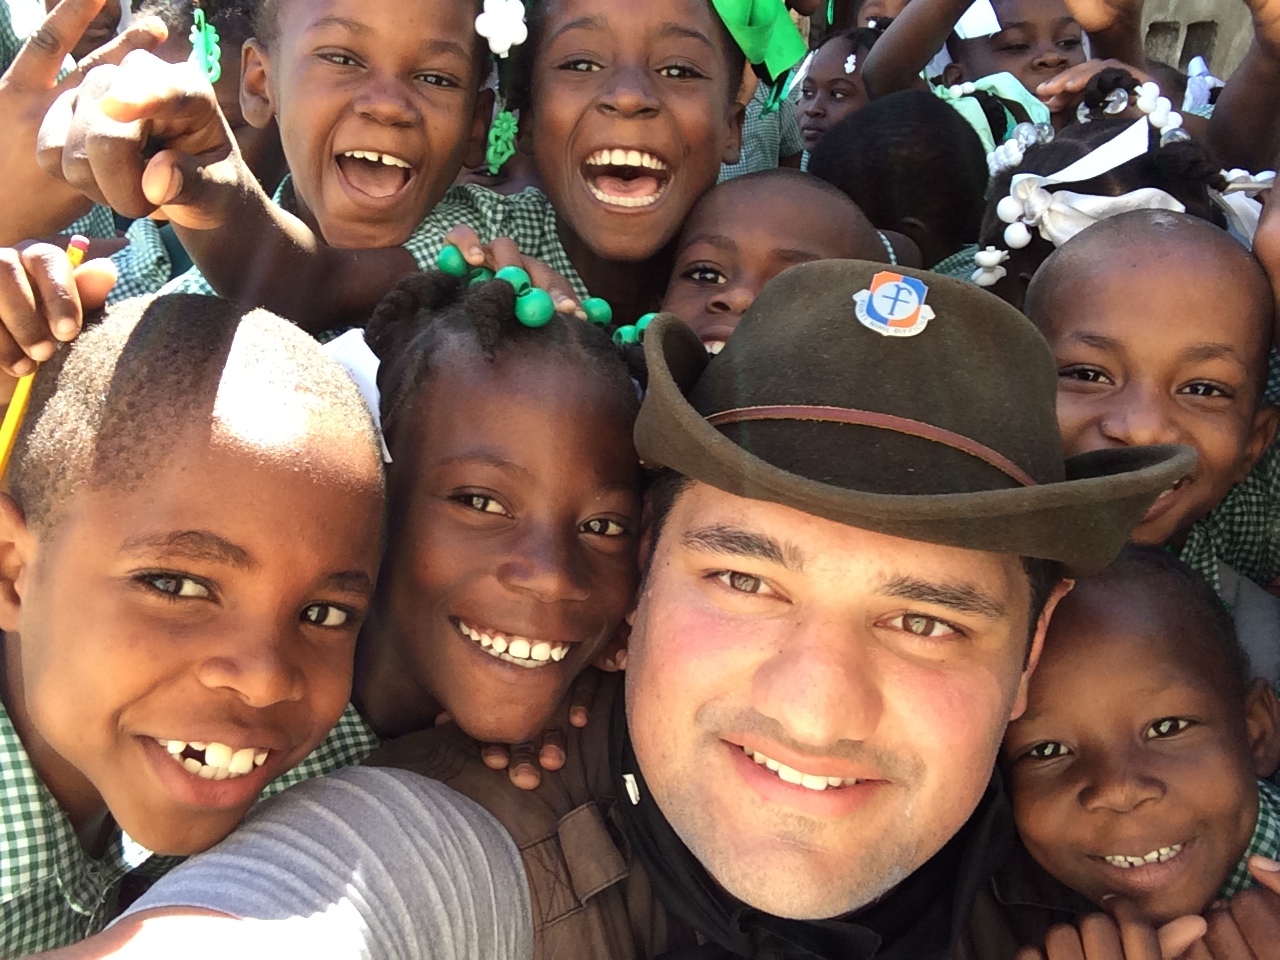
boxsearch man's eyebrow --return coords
[681,524,804,571]
[880,575,1007,620]
[120,531,256,570]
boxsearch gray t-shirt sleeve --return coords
[119,767,532,960]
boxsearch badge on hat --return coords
[853,272,936,338]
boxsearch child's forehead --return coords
[539,0,730,53]
[683,180,859,253]
[989,0,1074,27]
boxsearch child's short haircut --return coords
[137,0,259,52]
[11,295,380,532]
[809,89,986,253]
[1085,545,1252,702]
[365,273,641,457]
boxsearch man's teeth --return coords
[585,148,669,170]
[155,739,269,781]
[587,183,661,208]
[457,619,570,668]
[340,149,411,169]
[1103,844,1183,868]
[741,745,860,791]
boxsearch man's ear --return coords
[1009,579,1074,721]
[941,62,966,87]
[240,40,276,130]
[462,88,497,171]
[1238,404,1280,483]
[0,495,35,633]
[1244,677,1280,778]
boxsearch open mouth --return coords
[582,148,671,209]
[704,340,726,355]
[740,745,863,792]
[335,149,415,200]
[454,617,571,669]
[1142,475,1192,522]
[1098,843,1185,869]
[153,739,269,782]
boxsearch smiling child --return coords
[1002,547,1280,931]
[0,293,384,953]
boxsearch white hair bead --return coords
[1004,221,1032,249]
[996,195,1025,224]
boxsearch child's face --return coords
[528,0,744,263]
[1040,255,1277,547]
[951,0,1084,101]
[243,0,487,248]
[856,0,910,25]
[1003,583,1268,923]
[382,350,641,744]
[4,433,383,856]
[662,180,885,350]
[798,39,869,153]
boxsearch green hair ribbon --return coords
[190,7,222,84]
[711,0,807,112]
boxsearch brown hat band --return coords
[705,405,1039,488]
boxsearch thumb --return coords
[141,150,234,230]
[1248,854,1280,894]
[1156,915,1207,959]
[66,15,168,80]
[72,258,117,313]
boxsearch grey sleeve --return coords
[119,767,532,960]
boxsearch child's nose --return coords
[598,64,661,119]
[1031,45,1069,72]
[803,95,825,118]
[353,76,420,127]
[195,631,306,708]
[708,281,757,318]
[1099,390,1183,447]
[1077,754,1165,813]
[497,522,592,604]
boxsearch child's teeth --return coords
[204,742,232,769]
[1103,844,1183,868]
[160,739,271,782]
[531,642,552,662]
[741,746,860,791]
[342,149,410,169]
[456,619,572,669]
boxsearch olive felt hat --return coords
[635,260,1195,576]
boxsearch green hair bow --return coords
[711,0,807,111]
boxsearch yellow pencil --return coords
[0,235,90,478]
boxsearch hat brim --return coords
[636,315,1197,577]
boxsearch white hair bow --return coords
[996,174,1186,249]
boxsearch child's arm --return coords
[861,0,974,98]
[1206,0,1280,173]
[0,0,166,246]
[1058,0,1146,70]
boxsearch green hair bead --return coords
[582,297,613,327]
[436,245,469,278]
[495,265,532,295]
[515,288,555,328]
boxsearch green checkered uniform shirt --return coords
[1220,778,1280,898]
[1,1,116,243]
[107,219,176,304]
[163,181,585,302]
[0,699,377,955]
[1177,442,1280,594]
[719,83,804,182]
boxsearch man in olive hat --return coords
[44,262,1193,960]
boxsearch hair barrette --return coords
[189,2,221,84]
[612,313,657,345]
[437,245,613,330]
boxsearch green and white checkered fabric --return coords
[107,218,173,304]
[1220,778,1280,898]
[1178,442,1280,594]
[720,83,804,182]
[929,244,979,283]
[0,698,376,954]
[163,180,586,302]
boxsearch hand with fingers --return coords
[36,48,250,230]
[1178,857,1280,959]
[0,242,115,380]
[1034,59,1155,116]
[0,0,167,245]
[443,225,586,321]
[1059,0,1146,65]
[1015,899,1207,960]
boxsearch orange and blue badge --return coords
[853,272,936,338]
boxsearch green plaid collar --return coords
[1219,778,1280,898]
[929,244,979,282]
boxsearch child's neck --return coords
[0,635,114,857]
[557,217,674,323]
[352,609,447,741]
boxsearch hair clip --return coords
[844,53,857,74]
[970,246,1009,287]
[986,121,1053,177]
[612,313,657,345]
[189,4,221,84]
[475,0,528,58]
[437,245,613,331]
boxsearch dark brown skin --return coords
[798,36,871,154]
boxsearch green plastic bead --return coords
[495,265,532,295]
[516,287,555,328]
[612,325,640,345]
[582,297,613,327]
[635,312,658,332]
[467,266,495,286]
[436,245,468,278]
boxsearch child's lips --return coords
[581,147,672,211]
[451,616,577,670]
[1141,475,1193,525]
[1087,838,1196,897]
[138,735,281,811]
[334,150,418,206]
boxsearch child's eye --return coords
[1059,366,1113,385]
[1057,37,1082,49]
[560,58,602,73]
[799,84,815,100]
[886,614,961,639]
[582,518,629,537]
[1027,741,1071,759]
[996,42,1030,53]
[416,72,460,88]
[713,570,770,595]
[138,573,211,600]
[319,51,361,68]
[457,494,512,517]
[657,63,707,80]
[1145,717,1194,739]
[1179,382,1231,399]
[681,264,727,285]
[301,603,351,628]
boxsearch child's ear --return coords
[0,495,35,633]
[1244,677,1280,778]
[462,88,497,171]
[721,64,752,166]
[241,39,276,130]
[1238,404,1280,483]
[1009,579,1074,721]
[941,62,966,87]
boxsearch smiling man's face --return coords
[626,480,1062,918]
